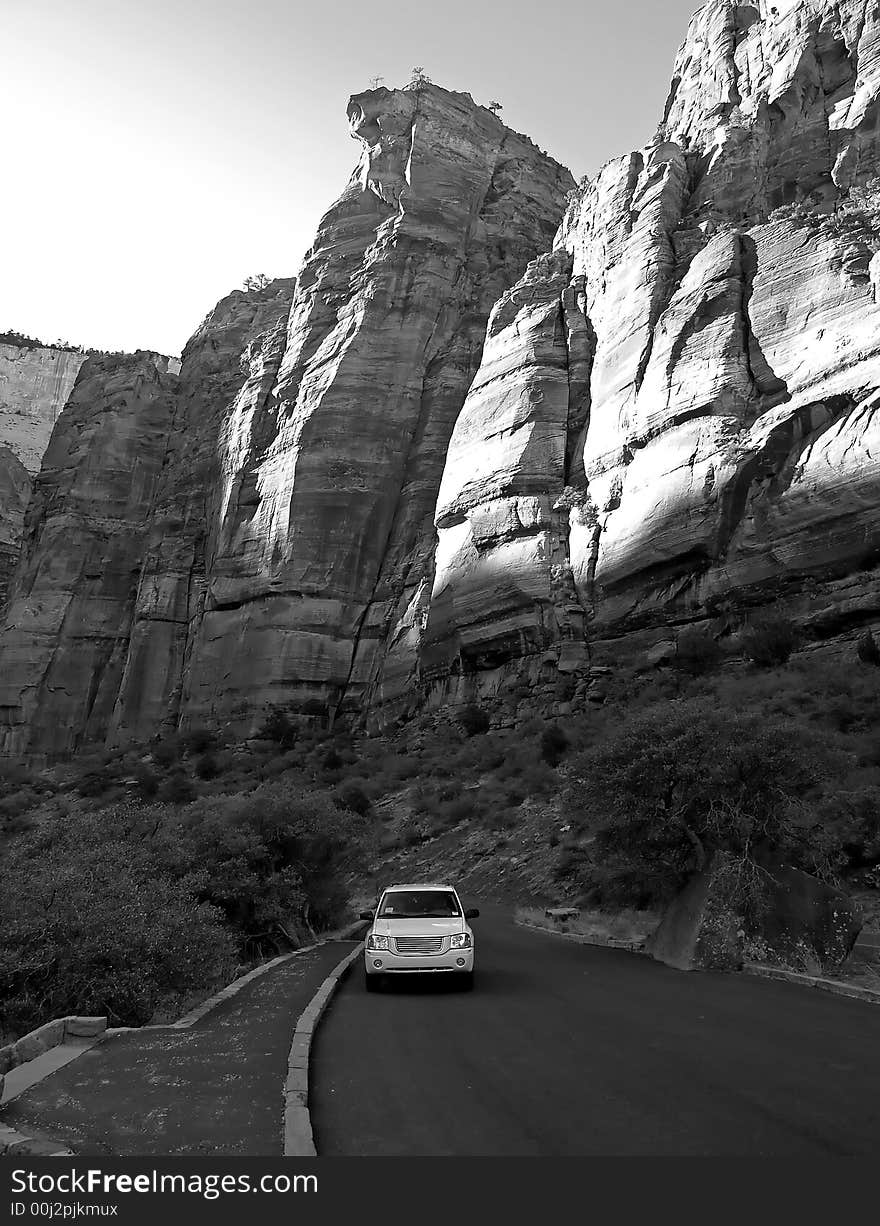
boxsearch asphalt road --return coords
[310,907,880,1155]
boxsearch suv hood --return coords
[371,917,468,937]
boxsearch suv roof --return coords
[383,882,455,891]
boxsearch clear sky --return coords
[2,0,703,357]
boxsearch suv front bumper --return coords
[364,948,474,975]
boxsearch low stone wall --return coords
[0,1016,106,1097]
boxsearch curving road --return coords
[310,906,880,1155]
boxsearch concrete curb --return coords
[743,961,880,1005]
[283,944,365,1157]
[516,918,880,1004]
[0,1122,73,1157]
[515,918,646,953]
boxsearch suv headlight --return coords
[367,934,390,951]
[449,933,472,949]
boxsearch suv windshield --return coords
[378,890,462,918]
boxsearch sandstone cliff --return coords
[0,341,88,475]
[0,85,573,754]
[7,1,880,753]
[427,0,880,709]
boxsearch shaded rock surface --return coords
[0,354,179,757]
[646,854,745,972]
[5,2,880,750]
[0,447,30,610]
[747,866,863,971]
[0,85,572,754]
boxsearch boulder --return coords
[646,854,744,972]
[746,866,863,973]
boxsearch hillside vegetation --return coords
[2,636,880,1038]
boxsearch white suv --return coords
[360,883,479,991]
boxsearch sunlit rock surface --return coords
[429,0,880,700]
[0,85,572,753]
[165,85,573,731]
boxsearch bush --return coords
[152,736,182,768]
[540,724,569,766]
[333,781,371,816]
[0,814,235,1033]
[257,708,299,750]
[195,752,221,780]
[740,614,799,667]
[157,770,196,804]
[132,762,159,799]
[564,699,840,908]
[459,704,490,737]
[183,727,217,754]
[857,630,880,666]
[674,627,722,674]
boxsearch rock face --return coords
[428,0,880,703]
[648,858,863,974]
[746,866,862,971]
[0,85,572,754]
[0,447,30,608]
[7,3,880,750]
[0,341,88,474]
[0,342,88,611]
[166,85,573,732]
[0,354,178,757]
[646,853,745,972]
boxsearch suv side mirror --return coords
[464,908,480,920]
[358,910,374,921]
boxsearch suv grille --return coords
[394,936,445,955]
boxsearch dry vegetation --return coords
[2,635,880,1038]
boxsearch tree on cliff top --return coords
[243,273,271,291]
[563,699,842,908]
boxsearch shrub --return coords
[520,763,557,796]
[195,752,221,780]
[674,627,722,674]
[132,762,159,799]
[857,630,880,666]
[564,699,841,908]
[459,704,490,737]
[740,614,799,667]
[183,727,217,754]
[540,724,569,766]
[321,747,344,771]
[333,781,371,816]
[257,708,298,750]
[435,794,476,827]
[157,770,196,804]
[0,815,235,1033]
[152,736,182,768]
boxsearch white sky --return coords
[2,0,702,356]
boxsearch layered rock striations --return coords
[0,85,572,753]
[427,0,880,700]
[0,342,88,605]
[129,85,573,735]
[0,354,179,756]
[0,341,88,474]
[7,2,880,752]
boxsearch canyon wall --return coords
[0,342,88,474]
[6,0,880,754]
[427,0,880,711]
[0,342,88,605]
[0,85,573,754]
